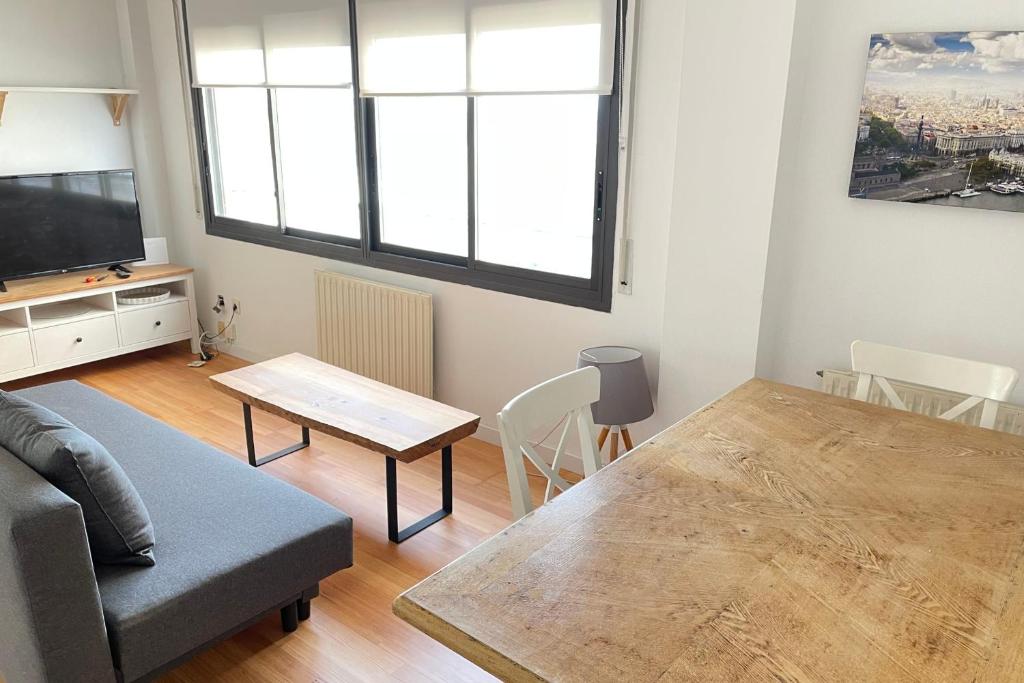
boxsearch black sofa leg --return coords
[281,602,299,632]
[298,598,311,621]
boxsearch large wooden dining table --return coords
[394,379,1024,681]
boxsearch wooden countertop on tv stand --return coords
[0,264,193,305]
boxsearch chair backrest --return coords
[850,340,1019,429]
[497,367,603,521]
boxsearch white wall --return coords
[119,0,178,246]
[0,0,124,86]
[120,0,1024,445]
[26,0,1019,447]
[654,0,797,423]
[758,0,1024,403]
[0,0,139,215]
[137,0,687,448]
[22,0,1017,451]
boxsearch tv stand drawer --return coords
[34,316,118,365]
[119,301,191,346]
[0,332,33,374]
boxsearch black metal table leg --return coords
[387,445,454,543]
[243,403,310,467]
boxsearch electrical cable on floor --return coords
[191,309,237,365]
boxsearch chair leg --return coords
[609,428,619,462]
[281,602,299,632]
[298,597,311,621]
[597,426,610,449]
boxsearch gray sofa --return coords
[0,381,354,683]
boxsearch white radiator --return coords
[821,369,1024,436]
[315,271,434,398]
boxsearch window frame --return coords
[185,0,621,312]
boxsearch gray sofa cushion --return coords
[15,381,353,683]
[0,391,155,567]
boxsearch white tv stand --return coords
[0,264,201,383]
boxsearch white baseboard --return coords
[214,342,271,364]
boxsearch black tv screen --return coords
[0,170,145,284]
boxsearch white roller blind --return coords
[354,1,467,94]
[187,0,352,87]
[355,0,617,96]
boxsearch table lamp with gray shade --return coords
[577,346,654,461]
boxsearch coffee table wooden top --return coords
[395,379,1024,682]
[209,353,479,462]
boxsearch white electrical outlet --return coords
[231,298,242,316]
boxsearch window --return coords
[276,89,362,240]
[185,0,621,311]
[202,88,278,227]
[374,97,468,257]
[476,95,600,279]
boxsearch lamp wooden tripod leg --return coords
[621,427,634,451]
[597,425,634,462]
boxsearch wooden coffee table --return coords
[209,353,480,543]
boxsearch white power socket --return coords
[216,319,237,343]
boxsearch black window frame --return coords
[184,0,621,312]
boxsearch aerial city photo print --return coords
[851,31,1024,214]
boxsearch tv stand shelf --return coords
[0,317,26,337]
[0,265,200,383]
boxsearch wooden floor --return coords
[3,343,561,682]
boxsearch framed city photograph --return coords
[850,32,1024,213]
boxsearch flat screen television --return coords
[0,169,145,290]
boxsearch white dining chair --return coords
[497,367,604,521]
[850,340,1019,429]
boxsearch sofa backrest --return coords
[0,446,116,683]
